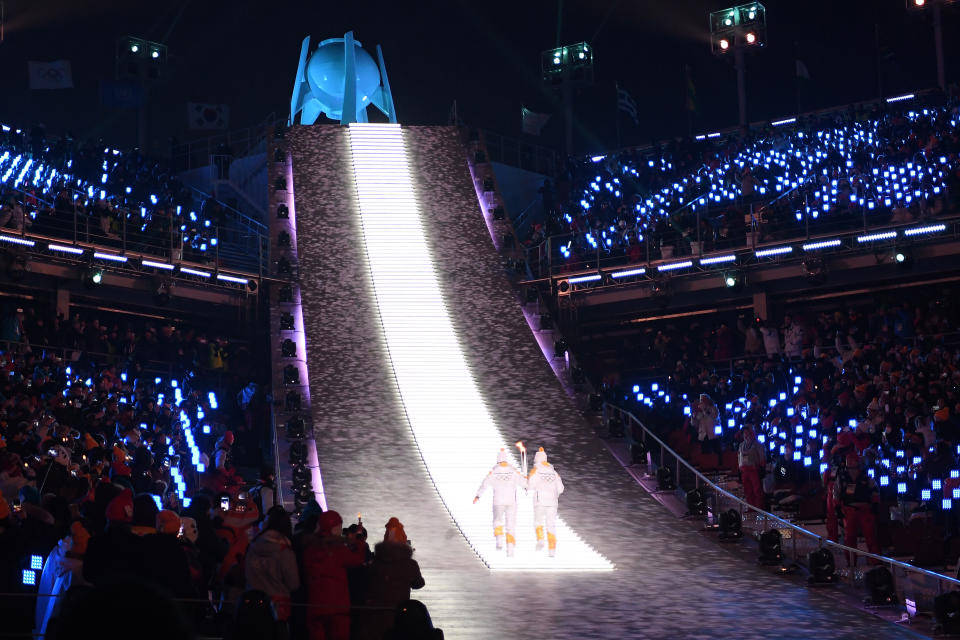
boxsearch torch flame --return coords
[515,441,525,453]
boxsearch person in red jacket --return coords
[302,510,367,640]
[837,452,881,565]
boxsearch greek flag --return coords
[617,86,638,125]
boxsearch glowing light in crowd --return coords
[348,123,612,571]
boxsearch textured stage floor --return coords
[288,125,924,639]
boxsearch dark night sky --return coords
[0,0,956,154]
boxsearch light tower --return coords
[906,0,956,91]
[540,42,594,156]
[709,3,766,127]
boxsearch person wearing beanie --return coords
[141,510,196,601]
[527,447,564,557]
[83,489,143,586]
[34,522,90,638]
[363,517,425,640]
[302,509,367,640]
[836,453,881,564]
[473,448,525,557]
[245,506,299,623]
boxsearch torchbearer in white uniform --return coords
[527,447,564,556]
[473,448,526,557]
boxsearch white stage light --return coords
[348,123,612,571]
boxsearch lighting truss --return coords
[347,123,612,571]
[902,223,946,236]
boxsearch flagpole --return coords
[614,81,621,152]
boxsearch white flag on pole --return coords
[27,61,73,90]
[617,86,639,125]
[188,103,230,129]
[521,107,551,136]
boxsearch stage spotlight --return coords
[492,205,505,220]
[803,258,827,284]
[630,440,649,465]
[807,548,837,585]
[286,415,306,439]
[278,285,293,303]
[864,566,897,605]
[285,390,301,411]
[718,509,743,541]
[281,338,297,358]
[894,249,912,268]
[83,266,103,289]
[656,465,676,490]
[745,32,757,44]
[277,257,292,276]
[280,312,295,330]
[719,38,730,51]
[278,231,291,247]
[151,49,160,59]
[283,365,299,385]
[686,488,708,516]
[607,415,625,438]
[758,529,783,564]
[289,441,308,465]
[154,281,171,306]
[130,43,139,53]
[277,204,289,219]
[7,254,28,281]
[553,338,567,358]
[934,591,960,634]
[725,274,737,288]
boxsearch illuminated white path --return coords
[347,123,612,571]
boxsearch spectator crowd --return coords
[527,95,960,273]
[609,286,960,568]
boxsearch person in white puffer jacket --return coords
[474,449,526,557]
[526,447,564,557]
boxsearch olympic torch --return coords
[515,441,527,476]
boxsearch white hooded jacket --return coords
[527,449,564,507]
[476,449,526,506]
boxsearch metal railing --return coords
[0,183,266,276]
[530,211,960,284]
[605,402,960,613]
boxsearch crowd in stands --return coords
[609,286,960,568]
[0,122,237,265]
[528,95,960,271]
[0,302,439,639]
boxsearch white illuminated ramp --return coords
[347,123,612,571]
